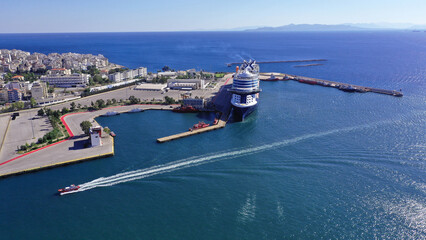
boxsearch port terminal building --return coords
[183,98,205,109]
[167,79,206,90]
[40,73,89,88]
[134,83,167,91]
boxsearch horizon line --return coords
[0,29,417,35]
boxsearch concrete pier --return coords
[157,120,226,143]
[259,73,403,97]
[157,77,234,143]
[291,75,403,97]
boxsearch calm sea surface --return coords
[0,32,425,239]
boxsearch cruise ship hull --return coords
[232,105,257,122]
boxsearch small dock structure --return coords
[157,82,233,143]
[156,119,226,143]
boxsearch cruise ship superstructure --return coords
[229,60,261,121]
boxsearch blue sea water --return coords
[0,32,425,239]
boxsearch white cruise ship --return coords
[229,60,261,121]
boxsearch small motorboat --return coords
[128,108,143,113]
[102,111,120,117]
[58,184,80,194]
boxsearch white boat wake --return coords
[65,122,383,195]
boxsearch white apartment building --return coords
[41,73,89,88]
[108,67,147,82]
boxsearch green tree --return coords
[80,121,92,135]
[10,101,25,111]
[89,77,95,86]
[96,99,106,109]
[112,98,117,104]
[162,66,171,72]
[30,97,37,108]
[106,99,112,106]
[128,95,139,105]
[61,107,69,115]
[93,75,103,84]
[37,108,44,116]
[45,108,53,116]
[52,110,61,119]
[164,96,176,104]
[70,102,76,111]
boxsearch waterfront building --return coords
[167,79,205,90]
[134,83,166,91]
[108,67,147,82]
[90,126,102,147]
[183,98,205,109]
[40,73,89,88]
[136,67,147,75]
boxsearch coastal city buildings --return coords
[108,67,147,82]
[0,49,119,73]
[40,73,89,88]
[30,81,47,100]
[48,68,71,75]
[4,81,24,102]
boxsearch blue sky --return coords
[1,0,425,33]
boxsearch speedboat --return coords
[58,184,80,194]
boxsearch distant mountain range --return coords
[245,23,426,32]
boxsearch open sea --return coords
[0,32,425,239]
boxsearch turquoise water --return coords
[0,32,425,239]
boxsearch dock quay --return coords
[259,73,403,97]
[157,119,226,143]
[157,79,234,143]
[291,75,403,97]
[227,59,327,67]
